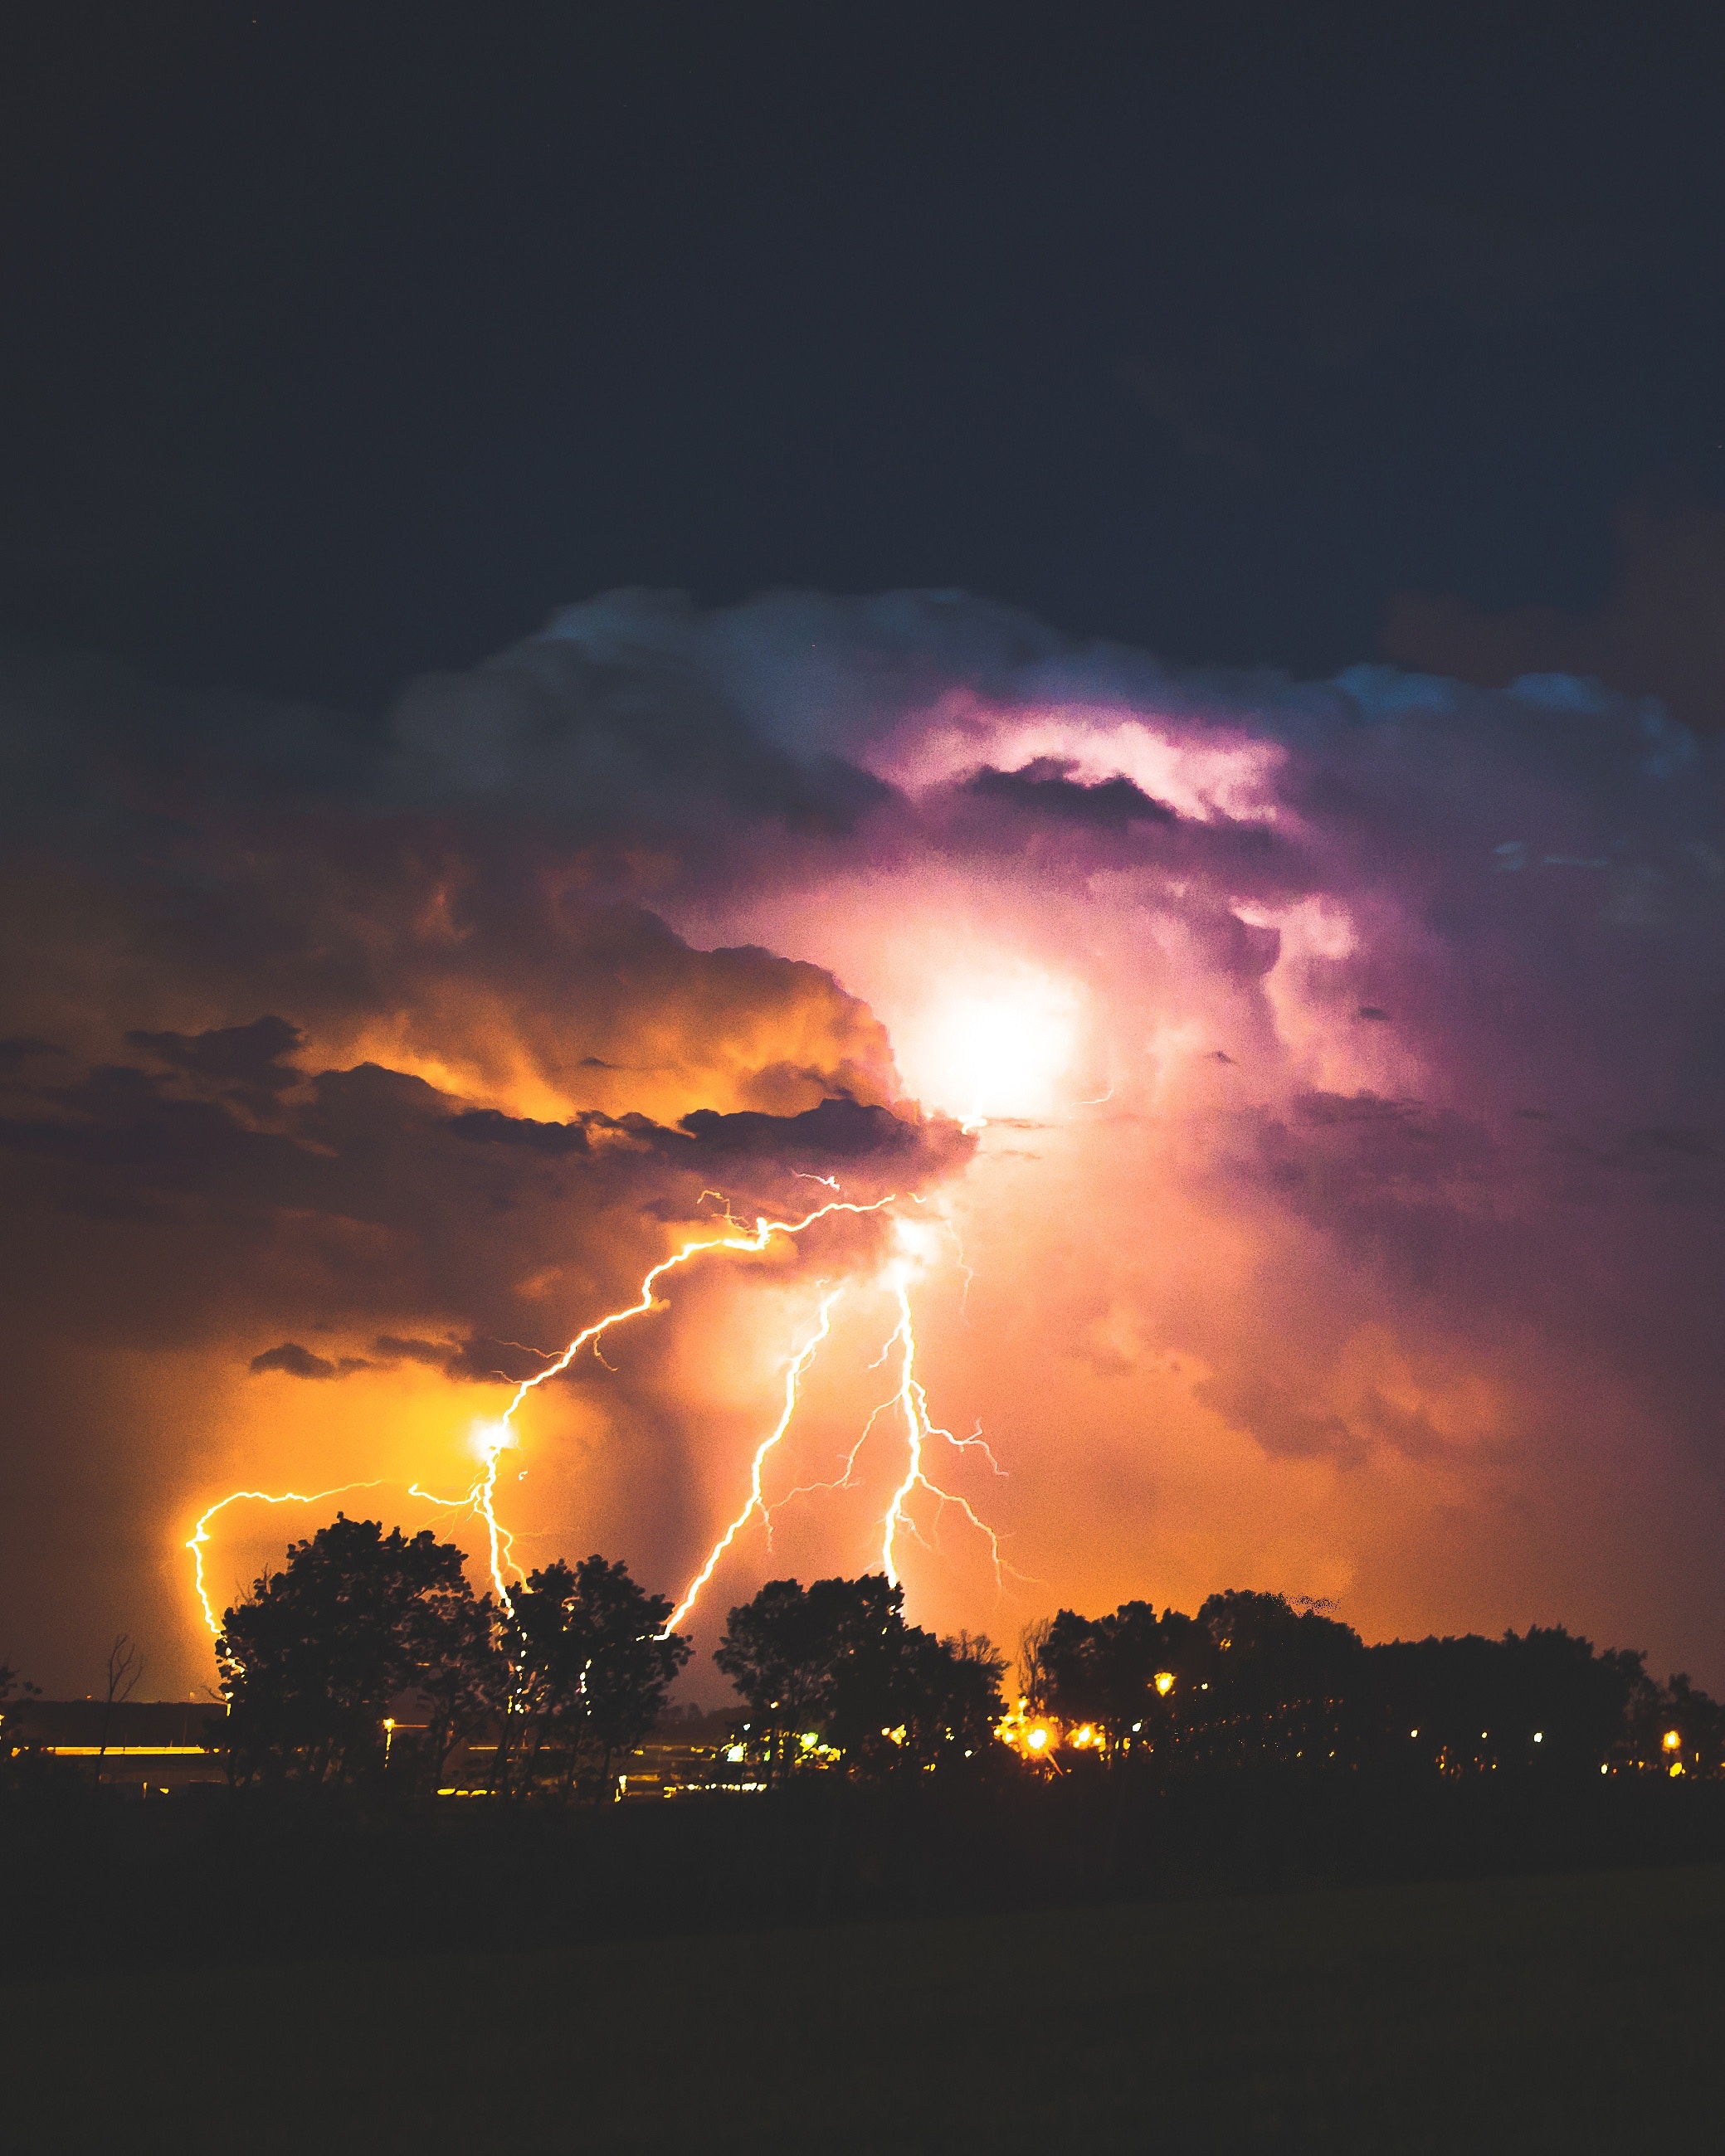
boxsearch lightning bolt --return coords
[1069,1083,1115,1110]
[767,1394,897,1521]
[186,1482,384,1637]
[877,1276,1008,1593]
[185,1190,1016,1654]
[190,1197,895,1636]
[662,1286,845,1633]
[451,1196,895,1611]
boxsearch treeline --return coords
[7,1516,1720,1803]
[211,1516,690,1797]
[715,1573,1004,1780]
[1025,1593,1725,1779]
[201,1515,1006,1798]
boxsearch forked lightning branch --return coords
[187,1195,1011,1647]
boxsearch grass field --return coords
[4,1863,1723,2153]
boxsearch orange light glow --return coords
[875,1273,1006,1593]
[187,1188,1012,1650]
[186,1481,385,1638]
[664,1287,845,1633]
[188,1195,895,1633]
[465,1195,899,1611]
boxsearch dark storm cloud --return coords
[372,1335,456,1366]
[389,635,896,844]
[0,1061,314,1208]
[1385,498,1725,737]
[0,1012,960,1370]
[675,1097,962,1169]
[447,1109,593,1156]
[962,760,1177,830]
[249,1342,374,1381]
[450,1093,963,1175]
[3,581,1724,1693]
[7,587,1720,1246]
[126,1016,304,1093]
[1193,1061,1725,1494]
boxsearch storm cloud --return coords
[2,591,1721,1696]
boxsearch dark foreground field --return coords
[4,1862,1722,2154]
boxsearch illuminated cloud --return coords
[1,596,1720,1695]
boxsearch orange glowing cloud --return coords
[2,591,1723,1700]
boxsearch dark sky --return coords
[5,3,1724,712]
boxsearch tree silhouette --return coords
[1188,1590,1363,1764]
[1016,1616,1054,1715]
[809,1573,912,1769]
[714,1577,836,1785]
[1664,1672,1725,1777]
[715,1575,1006,1778]
[1027,1592,1725,1780]
[1041,1600,1206,1755]
[186,1524,1725,1808]
[1369,1626,1646,1774]
[214,1515,501,1789]
[0,1662,43,1789]
[95,1633,144,1781]
[502,1555,690,1798]
[899,1628,1006,1769]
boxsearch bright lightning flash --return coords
[188,1195,1011,1646]
[186,1481,384,1637]
[661,1287,845,1633]
[894,967,1080,1129]
[456,1198,894,1611]
[875,1220,1008,1592]
[662,1213,1010,1627]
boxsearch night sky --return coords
[3,7,1724,1696]
[7,5,1725,712]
